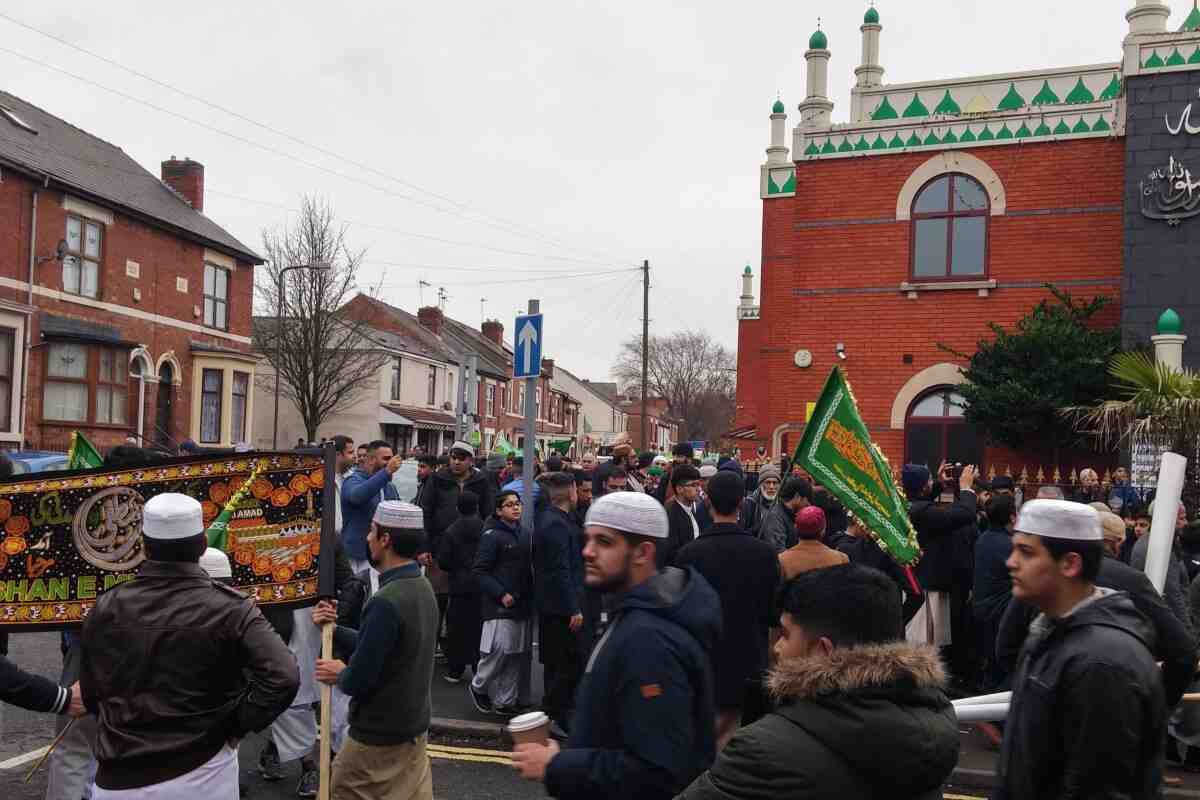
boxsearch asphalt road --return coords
[0,631,1196,799]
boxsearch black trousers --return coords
[445,594,483,678]
[539,613,583,726]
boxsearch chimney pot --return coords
[418,305,445,336]
[161,157,205,212]
[481,318,504,346]
[541,357,555,378]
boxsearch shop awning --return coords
[380,404,456,430]
[378,406,414,426]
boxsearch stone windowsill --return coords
[899,279,997,298]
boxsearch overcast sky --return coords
[1,1,1152,381]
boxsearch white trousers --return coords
[92,745,238,799]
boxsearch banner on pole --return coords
[793,367,921,565]
[0,451,326,631]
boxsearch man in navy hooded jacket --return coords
[512,491,721,800]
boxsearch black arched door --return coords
[904,388,981,470]
[155,363,174,449]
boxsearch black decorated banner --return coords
[0,451,326,631]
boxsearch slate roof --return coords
[0,90,260,262]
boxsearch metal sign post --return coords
[516,301,541,530]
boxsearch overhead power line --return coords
[0,10,632,264]
[0,37,634,267]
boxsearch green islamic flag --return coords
[548,439,572,455]
[492,433,517,457]
[206,460,265,552]
[68,432,103,470]
[793,367,921,565]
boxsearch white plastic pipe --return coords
[952,691,1011,707]
[953,703,1009,722]
[1145,452,1187,594]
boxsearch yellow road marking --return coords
[428,743,512,759]
[944,794,986,799]
[428,750,512,765]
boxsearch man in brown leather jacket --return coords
[80,493,299,797]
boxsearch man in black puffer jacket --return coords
[677,563,958,800]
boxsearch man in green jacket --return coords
[315,501,438,800]
[676,564,959,800]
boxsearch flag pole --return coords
[317,442,337,800]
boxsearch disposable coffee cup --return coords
[508,711,550,745]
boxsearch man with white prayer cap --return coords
[313,500,438,800]
[80,492,299,799]
[997,499,1165,800]
[511,491,722,799]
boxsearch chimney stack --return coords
[160,156,205,211]
[541,358,555,378]
[417,306,444,336]
[481,319,504,346]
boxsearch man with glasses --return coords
[664,465,703,568]
[470,490,533,715]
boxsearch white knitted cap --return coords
[374,500,425,530]
[585,491,669,539]
[199,547,233,579]
[1015,499,1102,542]
[143,493,204,540]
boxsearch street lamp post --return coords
[272,262,331,449]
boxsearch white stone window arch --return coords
[895,152,1006,221]
[129,348,154,379]
[890,363,966,429]
[155,351,183,386]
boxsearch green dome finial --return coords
[809,21,828,50]
[772,98,786,113]
[744,265,753,275]
[1158,308,1184,335]
[864,4,880,24]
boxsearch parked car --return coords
[391,459,420,503]
[8,450,70,474]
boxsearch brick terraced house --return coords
[0,90,262,452]
[734,1,1200,470]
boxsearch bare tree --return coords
[613,330,736,441]
[255,196,387,442]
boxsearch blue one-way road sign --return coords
[513,313,543,378]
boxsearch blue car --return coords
[8,450,70,474]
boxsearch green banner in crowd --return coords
[0,451,327,631]
[67,432,103,470]
[794,367,921,565]
[491,433,517,457]
[548,439,572,455]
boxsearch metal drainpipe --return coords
[19,185,40,447]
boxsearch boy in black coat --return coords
[437,491,485,683]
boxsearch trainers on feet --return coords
[443,672,464,684]
[468,683,493,714]
[257,744,284,782]
[296,768,319,798]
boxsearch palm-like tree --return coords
[1068,351,1200,512]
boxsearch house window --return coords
[231,371,249,444]
[904,388,981,471]
[63,215,102,298]
[96,349,126,425]
[200,369,223,443]
[203,265,229,330]
[427,365,437,405]
[389,361,402,401]
[535,389,542,419]
[0,329,12,431]
[911,174,988,279]
[487,385,496,417]
[44,343,130,424]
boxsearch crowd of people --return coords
[0,434,1195,799]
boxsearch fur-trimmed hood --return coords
[767,640,947,700]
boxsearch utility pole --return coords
[640,259,649,451]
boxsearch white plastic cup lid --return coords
[507,711,550,733]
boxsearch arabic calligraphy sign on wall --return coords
[1144,88,1200,225]
[0,452,325,631]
